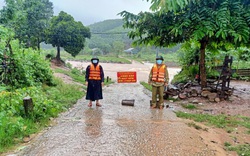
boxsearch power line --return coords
[90,32,129,35]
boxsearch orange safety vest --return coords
[152,64,166,82]
[89,64,101,80]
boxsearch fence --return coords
[232,69,250,77]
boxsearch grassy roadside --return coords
[0,65,115,154]
[53,67,113,86]
[176,112,250,155]
[140,81,250,155]
[0,77,84,153]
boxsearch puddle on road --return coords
[13,80,216,156]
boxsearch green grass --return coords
[53,68,85,84]
[140,81,152,91]
[233,60,250,69]
[53,67,114,87]
[182,104,197,110]
[0,78,84,154]
[175,112,248,129]
[226,144,250,156]
[44,78,85,108]
[176,112,250,155]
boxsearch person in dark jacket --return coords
[85,57,104,107]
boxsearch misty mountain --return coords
[42,18,179,56]
[86,19,134,54]
[41,19,132,51]
[88,19,125,33]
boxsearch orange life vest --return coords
[152,64,166,82]
[89,64,101,80]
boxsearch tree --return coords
[0,25,54,87]
[0,25,15,56]
[46,11,91,61]
[0,0,54,50]
[21,0,53,50]
[0,0,24,28]
[120,0,250,88]
[0,0,25,53]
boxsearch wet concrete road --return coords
[16,82,216,156]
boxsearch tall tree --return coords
[0,0,25,40]
[0,0,22,25]
[21,0,53,50]
[0,0,22,56]
[46,11,91,61]
[120,0,250,88]
[0,0,53,50]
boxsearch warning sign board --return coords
[117,71,137,83]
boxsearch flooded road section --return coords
[17,83,216,156]
[65,60,181,83]
[13,61,219,156]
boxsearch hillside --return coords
[41,19,132,50]
[42,19,180,57]
[86,19,133,54]
[88,19,126,33]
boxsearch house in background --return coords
[124,48,138,55]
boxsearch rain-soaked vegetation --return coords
[1,0,250,154]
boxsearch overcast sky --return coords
[0,0,151,25]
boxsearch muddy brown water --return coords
[65,60,181,83]
[6,61,244,156]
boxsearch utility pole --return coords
[156,47,159,57]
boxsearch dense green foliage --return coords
[0,23,84,153]
[120,0,250,88]
[0,0,53,50]
[0,79,83,153]
[172,40,250,84]
[87,19,132,55]
[0,26,54,88]
[1,0,250,154]
[46,11,90,60]
[13,47,53,88]
[86,19,181,57]
[226,144,250,156]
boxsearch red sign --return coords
[117,71,137,83]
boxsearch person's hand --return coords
[164,82,168,86]
[85,81,88,86]
[101,82,104,87]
